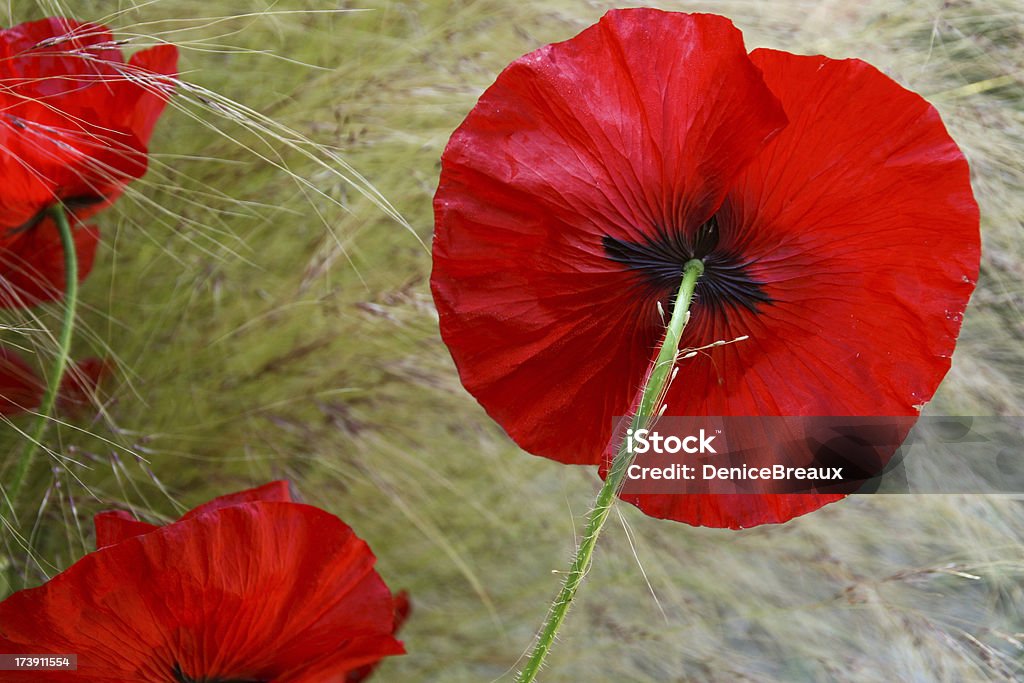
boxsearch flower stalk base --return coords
[516,258,704,683]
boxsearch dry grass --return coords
[1,0,1023,680]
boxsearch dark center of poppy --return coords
[172,663,267,683]
[601,214,771,316]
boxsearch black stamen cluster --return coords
[602,214,771,316]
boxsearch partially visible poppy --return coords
[431,9,979,527]
[0,481,407,682]
[55,356,111,414]
[0,346,38,416]
[0,217,100,309]
[0,17,178,308]
[0,346,108,417]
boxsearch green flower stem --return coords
[6,205,79,514]
[516,258,704,683]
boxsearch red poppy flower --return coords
[0,347,108,416]
[0,17,178,307]
[431,9,979,527]
[0,481,407,682]
[0,346,38,415]
[53,356,111,413]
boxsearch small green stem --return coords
[6,205,79,514]
[516,258,704,683]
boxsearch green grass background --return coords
[2,0,1023,680]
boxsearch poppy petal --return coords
[0,346,42,415]
[93,510,159,548]
[93,482,294,556]
[0,350,112,419]
[343,590,411,683]
[432,9,786,465]
[0,502,402,682]
[283,635,406,683]
[0,20,139,224]
[178,480,296,522]
[125,44,180,146]
[615,50,979,528]
[56,356,112,415]
[0,218,100,309]
[0,18,177,230]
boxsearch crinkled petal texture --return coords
[92,481,295,549]
[432,9,786,465]
[0,17,178,228]
[0,216,100,309]
[0,485,404,682]
[92,510,159,549]
[612,50,980,528]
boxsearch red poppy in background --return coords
[0,346,108,416]
[0,346,38,415]
[0,217,100,309]
[0,17,178,308]
[0,481,407,682]
[431,9,979,527]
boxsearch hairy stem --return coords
[516,258,704,682]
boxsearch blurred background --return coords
[1,0,1022,680]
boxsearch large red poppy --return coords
[0,482,407,682]
[431,9,979,528]
[0,17,178,308]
